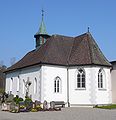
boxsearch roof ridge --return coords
[75,32,87,38]
[66,38,75,65]
[52,34,74,38]
[86,33,94,64]
[87,33,111,66]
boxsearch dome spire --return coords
[34,9,50,49]
[37,9,48,35]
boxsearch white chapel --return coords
[5,12,112,107]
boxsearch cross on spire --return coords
[42,9,44,18]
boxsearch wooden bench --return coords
[50,101,65,109]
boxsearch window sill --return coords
[98,88,107,91]
[75,88,86,90]
[54,92,62,94]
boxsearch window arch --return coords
[54,77,61,93]
[77,68,86,88]
[98,68,105,89]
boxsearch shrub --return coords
[13,95,23,104]
[24,97,32,107]
[19,97,23,101]
[31,108,37,112]
[13,95,19,102]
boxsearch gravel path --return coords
[0,107,116,120]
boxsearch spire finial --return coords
[42,8,44,19]
[87,27,90,33]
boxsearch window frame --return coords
[54,76,61,93]
[98,68,106,90]
[76,68,86,90]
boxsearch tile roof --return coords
[5,32,111,72]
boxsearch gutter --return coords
[67,67,70,107]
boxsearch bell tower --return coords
[34,9,50,49]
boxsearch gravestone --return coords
[50,101,55,109]
[43,100,48,110]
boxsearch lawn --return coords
[94,104,116,109]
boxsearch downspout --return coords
[40,65,42,102]
[67,67,70,107]
[40,65,45,102]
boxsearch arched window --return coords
[77,68,86,88]
[10,77,13,94]
[98,69,105,89]
[23,79,25,94]
[34,78,37,94]
[54,77,61,93]
[17,76,20,92]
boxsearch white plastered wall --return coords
[41,65,67,103]
[111,64,116,103]
[5,65,41,101]
[69,66,112,106]
[5,64,111,105]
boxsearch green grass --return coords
[94,104,116,109]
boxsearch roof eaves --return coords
[4,62,42,73]
[68,63,112,67]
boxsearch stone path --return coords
[0,107,116,120]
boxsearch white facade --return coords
[5,64,112,106]
[111,63,116,103]
[5,65,41,101]
[69,66,111,106]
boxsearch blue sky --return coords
[0,0,116,67]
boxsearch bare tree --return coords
[0,60,4,67]
[10,57,16,66]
